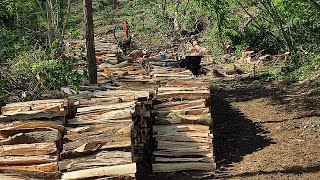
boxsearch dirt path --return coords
[211,79,320,179]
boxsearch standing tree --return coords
[83,0,97,84]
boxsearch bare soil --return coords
[211,77,320,180]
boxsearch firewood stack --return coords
[151,68,216,173]
[60,102,136,179]
[0,99,76,179]
[60,90,154,179]
[65,40,119,63]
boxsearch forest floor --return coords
[210,77,320,179]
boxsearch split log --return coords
[156,136,211,143]
[59,151,132,171]
[1,98,76,119]
[0,127,61,139]
[0,143,57,156]
[153,74,193,78]
[0,130,60,145]
[76,102,136,115]
[156,108,210,119]
[0,122,65,133]
[152,162,215,172]
[0,162,58,172]
[93,90,150,100]
[62,137,131,157]
[0,174,30,180]
[0,155,58,165]
[68,118,132,126]
[153,146,212,157]
[153,99,206,111]
[0,105,66,122]
[155,157,214,163]
[153,125,210,134]
[68,109,134,125]
[157,87,207,93]
[66,124,130,135]
[156,113,212,125]
[61,163,136,180]
[156,141,211,150]
[79,97,121,107]
[156,90,209,100]
[0,170,61,179]
[155,132,209,138]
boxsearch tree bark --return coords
[83,0,97,84]
[173,0,181,32]
[46,0,54,45]
[60,0,72,41]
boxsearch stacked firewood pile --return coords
[0,99,76,179]
[59,89,154,179]
[60,100,135,179]
[65,39,119,63]
[151,68,216,173]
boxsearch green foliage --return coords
[0,28,32,62]
[0,0,43,29]
[12,47,83,91]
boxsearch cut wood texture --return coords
[93,90,150,100]
[0,162,58,172]
[151,69,215,173]
[59,151,132,171]
[61,87,139,179]
[1,98,76,121]
[76,101,136,115]
[0,155,58,165]
[0,143,57,156]
[152,162,216,172]
[1,121,65,133]
[156,90,210,100]
[61,163,136,180]
[0,105,65,121]
[153,99,206,110]
[0,130,60,145]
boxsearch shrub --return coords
[11,47,83,92]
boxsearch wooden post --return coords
[83,0,97,84]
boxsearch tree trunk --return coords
[60,0,72,41]
[173,0,181,32]
[259,0,294,52]
[46,0,54,45]
[83,0,97,84]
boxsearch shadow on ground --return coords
[210,85,275,177]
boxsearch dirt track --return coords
[212,78,320,179]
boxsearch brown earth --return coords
[211,77,320,180]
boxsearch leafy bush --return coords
[12,47,83,91]
[0,29,31,62]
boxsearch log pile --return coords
[60,99,136,179]
[60,89,153,179]
[65,39,119,63]
[151,68,216,173]
[0,99,76,179]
